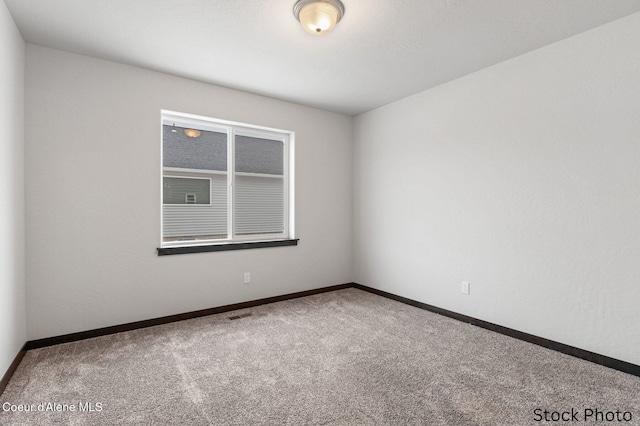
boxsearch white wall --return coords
[25,45,352,340]
[354,12,640,365]
[0,0,25,375]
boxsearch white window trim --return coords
[161,110,295,249]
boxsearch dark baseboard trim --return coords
[3,281,637,395]
[0,343,27,396]
[25,282,352,350]
[353,283,640,378]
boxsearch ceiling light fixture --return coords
[293,0,345,35]
[184,129,201,138]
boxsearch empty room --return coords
[1,0,640,424]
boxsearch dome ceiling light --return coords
[293,0,345,35]
[184,129,201,138]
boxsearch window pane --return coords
[162,125,228,242]
[163,177,210,205]
[235,135,283,175]
[234,135,284,236]
[163,124,227,171]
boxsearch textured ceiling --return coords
[6,0,640,115]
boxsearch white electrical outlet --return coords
[461,281,470,295]
[244,272,251,284]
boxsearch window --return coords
[160,111,295,253]
[163,177,211,205]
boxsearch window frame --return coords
[160,110,295,252]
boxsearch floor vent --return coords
[228,313,252,321]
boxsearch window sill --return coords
[157,239,299,256]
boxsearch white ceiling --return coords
[6,0,640,115]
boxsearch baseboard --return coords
[353,283,640,378]
[25,283,354,350]
[3,281,637,396]
[2,283,352,392]
[0,343,27,396]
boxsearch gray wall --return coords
[0,0,25,377]
[354,12,640,365]
[15,8,640,371]
[25,44,353,340]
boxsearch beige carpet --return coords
[1,288,639,425]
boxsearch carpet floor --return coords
[1,288,639,425]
